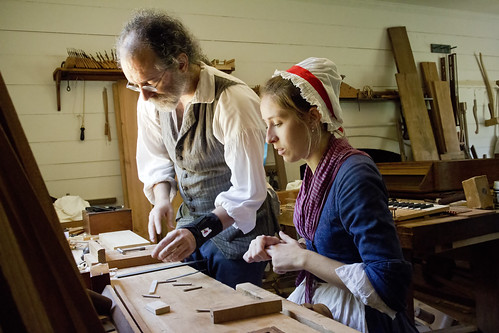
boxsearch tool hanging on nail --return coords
[473,90,479,134]
[80,81,85,141]
[474,52,498,126]
[103,87,111,142]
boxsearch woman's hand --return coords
[267,231,308,274]
[243,234,281,263]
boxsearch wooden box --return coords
[462,175,494,209]
[83,208,132,235]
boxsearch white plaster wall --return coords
[1,0,498,200]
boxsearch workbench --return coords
[395,209,499,333]
[107,263,358,332]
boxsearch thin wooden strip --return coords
[148,280,158,294]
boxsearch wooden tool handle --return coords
[102,87,111,141]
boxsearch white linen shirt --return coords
[136,64,267,234]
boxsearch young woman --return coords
[244,57,417,332]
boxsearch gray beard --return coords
[150,95,180,111]
[150,74,187,112]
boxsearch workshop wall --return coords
[1,0,498,202]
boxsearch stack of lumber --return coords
[387,27,462,161]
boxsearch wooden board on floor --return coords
[395,73,439,161]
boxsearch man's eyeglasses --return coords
[126,70,167,93]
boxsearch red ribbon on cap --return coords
[286,65,336,119]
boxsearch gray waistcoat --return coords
[158,75,279,259]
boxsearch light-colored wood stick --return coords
[148,280,158,294]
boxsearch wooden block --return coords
[83,208,132,235]
[395,73,440,161]
[98,230,150,251]
[339,82,359,99]
[462,175,494,209]
[211,299,282,324]
[88,240,106,263]
[104,245,161,269]
[145,301,170,315]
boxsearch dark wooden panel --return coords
[0,72,104,332]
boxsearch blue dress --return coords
[291,154,417,332]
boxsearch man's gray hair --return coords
[116,8,207,69]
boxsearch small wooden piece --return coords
[211,299,282,324]
[339,82,359,99]
[88,240,106,263]
[183,286,202,292]
[148,280,158,294]
[145,301,170,315]
[462,175,494,209]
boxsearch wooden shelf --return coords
[52,68,125,111]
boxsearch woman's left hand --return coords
[267,231,308,274]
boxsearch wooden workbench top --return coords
[112,263,358,332]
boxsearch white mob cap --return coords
[273,57,343,132]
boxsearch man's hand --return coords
[151,228,196,262]
[148,199,174,243]
[243,234,282,263]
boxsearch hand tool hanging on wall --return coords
[474,52,498,126]
[473,91,479,134]
[448,53,460,125]
[458,102,471,159]
[102,87,111,141]
[440,57,447,81]
[80,81,85,141]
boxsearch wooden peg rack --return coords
[52,68,125,111]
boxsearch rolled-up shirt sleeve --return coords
[212,84,268,234]
[136,99,177,204]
